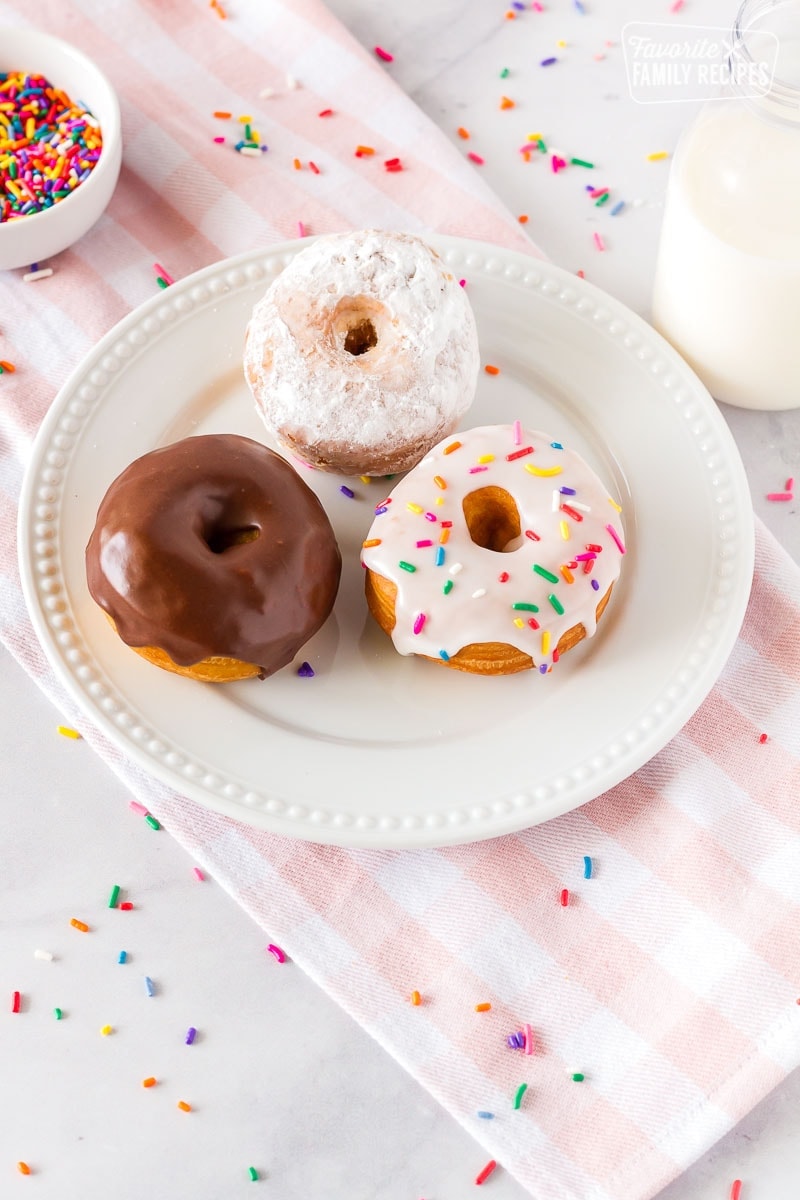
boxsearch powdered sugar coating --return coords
[243,230,479,476]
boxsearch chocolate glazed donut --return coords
[85,434,342,682]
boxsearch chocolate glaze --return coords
[85,435,342,675]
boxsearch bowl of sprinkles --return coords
[0,28,121,270]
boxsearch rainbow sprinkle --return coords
[0,72,103,222]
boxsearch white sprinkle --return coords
[23,268,54,282]
[569,500,591,512]
[239,147,262,157]
[449,563,463,576]
[259,87,276,99]
[83,113,100,128]
[472,588,487,599]
[552,488,560,512]
[286,74,299,89]
[34,949,54,961]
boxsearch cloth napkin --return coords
[1,3,799,1198]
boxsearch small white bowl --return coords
[0,28,122,271]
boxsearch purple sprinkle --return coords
[539,663,549,673]
[559,486,577,495]
[374,505,388,515]
[540,56,558,66]
[185,1026,197,1045]
[340,485,355,498]
[591,579,600,591]
[512,0,526,7]
[297,661,315,677]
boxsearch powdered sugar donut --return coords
[243,230,479,476]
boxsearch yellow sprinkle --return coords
[238,114,253,123]
[542,630,551,655]
[525,463,563,477]
[57,725,81,739]
[608,496,622,512]
[177,1100,192,1112]
[25,116,35,139]
[513,617,525,628]
[360,476,372,485]
[100,1024,113,1036]
[647,151,669,161]
[440,529,450,544]
[560,520,570,540]
[443,441,462,455]
[556,39,568,47]
[406,502,424,514]
[527,132,542,140]
[477,454,495,464]
[142,1077,157,1088]
[250,127,260,141]
[410,990,421,1006]
[434,496,444,506]
[70,918,89,932]
[561,565,575,584]
[475,1002,492,1012]
[362,538,382,548]
[433,475,447,489]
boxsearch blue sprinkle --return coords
[583,855,593,879]
[117,950,127,965]
[591,579,600,591]
[611,200,625,216]
[339,485,355,498]
[477,1111,495,1119]
[144,976,155,997]
[439,649,450,662]
[559,486,576,495]
[297,661,315,678]
[374,505,388,515]
[435,546,445,566]
[550,441,564,449]
[235,140,245,151]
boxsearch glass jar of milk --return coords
[652,0,800,410]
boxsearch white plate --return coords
[18,237,754,848]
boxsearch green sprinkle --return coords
[244,123,252,140]
[248,1167,259,1182]
[108,884,120,909]
[512,602,539,612]
[0,365,4,374]
[500,67,510,78]
[144,814,161,830]
[572,1072,585,1082]
[537,137,547,153]
[570,157,594,168]
[533,564,559,584]
[513,1083,528,1109]
[548,593,565,615]
[53,1007,62,1020]
[156,277,169,289]
[443,580,454,595]
[399,561,416,573]
[595,192,610,206]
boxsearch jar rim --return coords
[732,0,800,109]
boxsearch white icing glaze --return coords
[361,425,626,670]
[243,230,479,475]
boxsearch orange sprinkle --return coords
[561,565,575,584]
[177,1100,192,1112]
[475,1002,492,1012]
[443,440,462,455]
[0,360,16,372]
[355,144,375,156]
[457,126,470,139]
[17,1163,31,1176]
[518,214,529,224]
[213,111,231,119]
[293,158,302,170]
[70,918,89,932]
[410,990,421,1006]
[484,364,500,375]
[522,151,531,162]
[500,96,515,109]
[362,538,382,548]
[433,475,447,489]
[439,528,450,545]
[505,9,516,17]
[210,0,227,16]
[142,1077,157,1088]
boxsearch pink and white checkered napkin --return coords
[1,2,799,1197]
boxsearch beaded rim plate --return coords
[18,236,754,848]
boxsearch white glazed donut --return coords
[243,230,480,477]
[361,424,626,675]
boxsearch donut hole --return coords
[330,296,388,359]
[463,487,521,553]
[344,318,378,357]
[204,524,261,554]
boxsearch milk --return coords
[652,94,800,410]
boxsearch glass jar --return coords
[652,0,800,410]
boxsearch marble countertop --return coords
[2,0,798,1196]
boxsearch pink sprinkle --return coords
[267,944,287,964]
[670,0,684,10]
[129,801,149,816]
[193,867,205,881]
[468,151,485,165]
[551,155,567,173]
[513,419,522,445]
[589,187,609,199]
[213,136,225,144]
[413,612,427,635]
[786,477,795,491]
[532,1,544,8]
[416,539,434,548]
[469,466,489,474]
[153,262,175,286]
[424,511,437,522]
[524,1022,534,1055]
[593,231,606,252]
[297,221,306,238]
[766,492,792,502]
[375,46,394,62]
[605,523,626,554]
[459,279,467,287]
[574,552,597,561]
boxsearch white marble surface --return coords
[2,0,799,1196]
